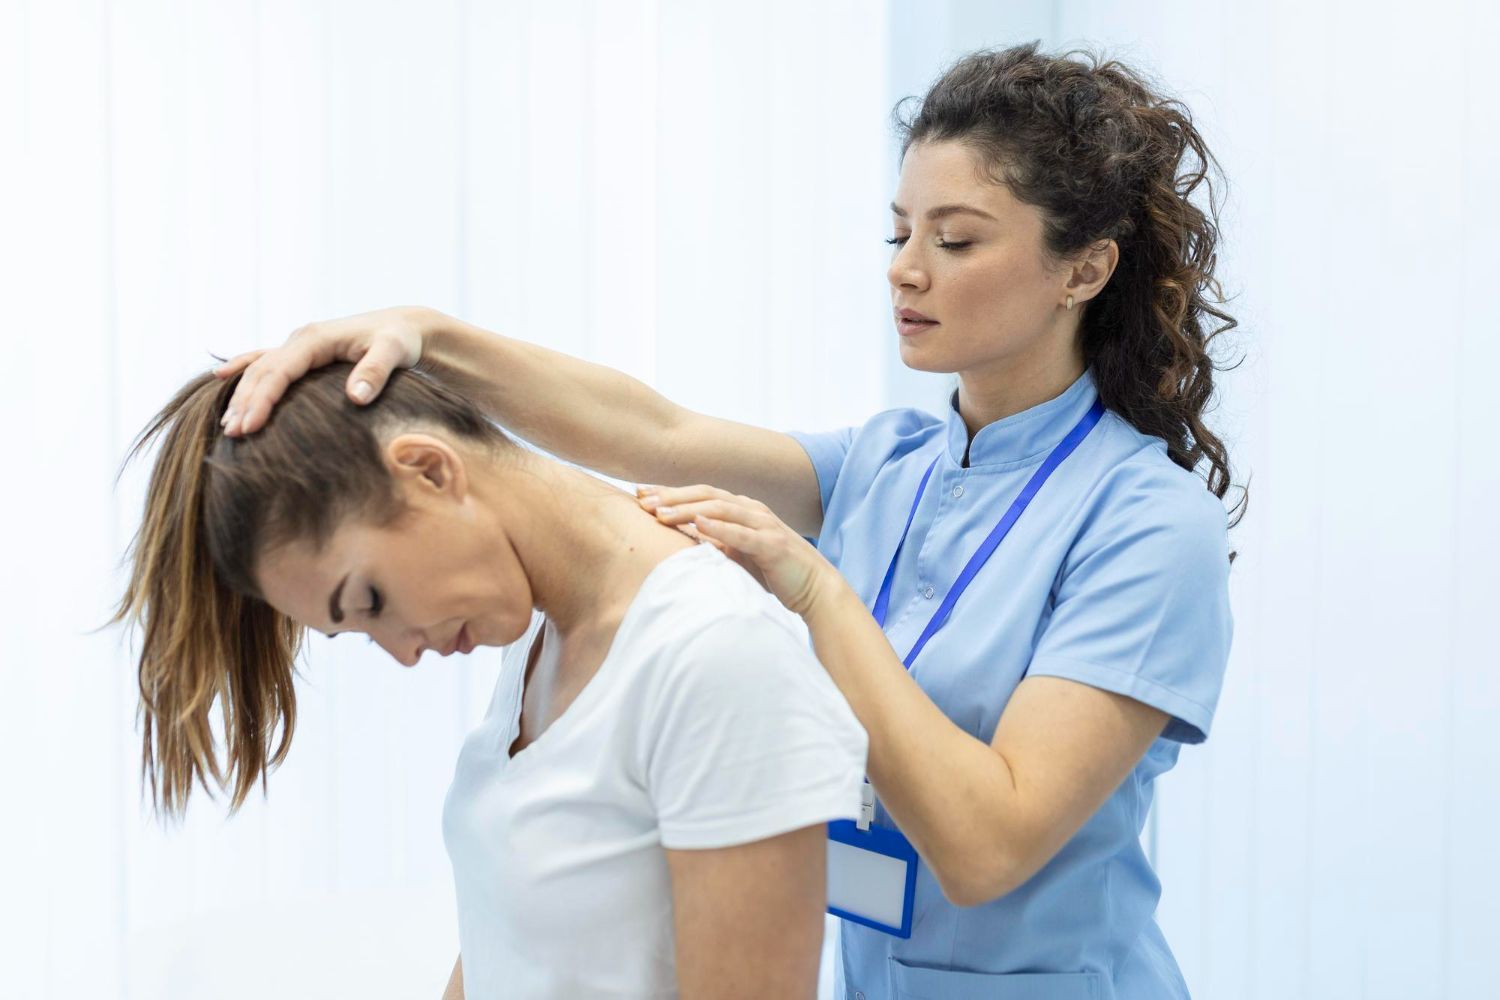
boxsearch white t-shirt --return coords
[441,542,868,999]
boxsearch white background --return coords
[1,2,1495,998]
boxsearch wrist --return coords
[802,564,858,631]
[407,304,451,347]
[420,309,484,373]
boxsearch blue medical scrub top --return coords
[789,369,1233,1000]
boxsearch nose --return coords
[887,242,929,292]
[369,628,424,667]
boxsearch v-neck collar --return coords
[502,542,715,769]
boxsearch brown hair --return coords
[898,42,1246,528]
[113,363,509,818]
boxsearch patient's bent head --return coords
[116,363,522,818]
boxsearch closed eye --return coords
[884,236,972,251]
[367,586,383,618]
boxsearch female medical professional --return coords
[218,43,1239,1000]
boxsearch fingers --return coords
[636,485,782,589]
[216,309,428,437]
[345,335,407,405]
[213,349,267,379]
[641,497,773,531]
[672,520,721,550]
[636,484,727,510]
[222,344,319,437]
[635,484,769,514]
[690,514,765,556]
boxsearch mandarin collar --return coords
[944,369,1100,469]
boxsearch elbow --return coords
[929,844,1040,909]
[934,867,1018,909]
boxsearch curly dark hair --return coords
[897,42,1246,530]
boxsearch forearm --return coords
[803,583,1025,903]
[422,310,690,483]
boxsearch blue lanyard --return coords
[872,398,1106,668]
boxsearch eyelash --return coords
[885,236,972,251]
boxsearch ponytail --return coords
[114,373,300,818]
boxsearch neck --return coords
[955,338,1087,439]
[493,455,680,640]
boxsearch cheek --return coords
[948,253,1051,322]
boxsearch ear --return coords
[1064,238,1120,306]
[384,433,469,501]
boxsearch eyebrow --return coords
[328,573,349,628]
[889,201,998,222]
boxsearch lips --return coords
[434,623,471,657]
[894,306,938,338]
[895,311,938,338]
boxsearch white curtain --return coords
[0,2,888,997]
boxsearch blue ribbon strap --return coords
[873,397,1106,669]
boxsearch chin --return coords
[897,338,962,375]
[495,614,533,647]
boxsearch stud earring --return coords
[1065,294,1075,311]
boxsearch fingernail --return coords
[351,380,373,403]
[638,493,659,509]
[656,505,674,516]
[221,407,236,426]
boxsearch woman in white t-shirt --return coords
[116,362,868,999]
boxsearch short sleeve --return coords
[642,616,868,850]
[786,427,857,517]
[1026,470,1234,744]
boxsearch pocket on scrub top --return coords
[890,957,1102,1000]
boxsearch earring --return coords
[1065,295,1075,311]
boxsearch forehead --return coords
[895,140,1016,214]
[254,529,360,631]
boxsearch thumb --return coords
[345,337,408,405]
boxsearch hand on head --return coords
[215,306,430,437]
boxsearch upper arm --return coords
[663,413,828,537]
[1026,466,1234,743]
[982,676,1168,894]
[665,825,826,1000]
[967,471,1231,898]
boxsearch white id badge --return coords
[826,784,918,938]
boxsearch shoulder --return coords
[849,405,944,457]
[630,547,819,681]
[1092,413,1230,530]
[635,549,861,721]
[1080,415,1231,554]
[789,406,938,471]
[627,551,867,788]
[825,406,945,498]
